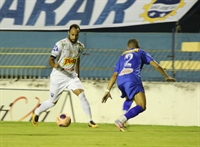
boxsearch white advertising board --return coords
[0,88,75,123]
[0,80,199,126]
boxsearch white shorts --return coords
[49,71,84,102]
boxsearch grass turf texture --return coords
[0,121,199,147]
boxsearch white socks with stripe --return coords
[78,92,92,121]
[34,100,55,116]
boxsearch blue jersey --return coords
[114,48,154,86]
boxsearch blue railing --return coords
[0,48,199,82]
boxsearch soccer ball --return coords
[56,113,71,127]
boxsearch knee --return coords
[139,104,146,112]
[50,100,57,105]
[143,106,146,111]
[73,89,84,96]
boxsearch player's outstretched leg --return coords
[31,100,55,126]
[88,120,98,128]
[31,112,39,126]
[77,92,98,128]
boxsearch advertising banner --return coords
[0,88,74,122]
[0,0,198,30]
[0,81,199,126]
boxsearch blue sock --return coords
[123,100,133,111]
[125,105,144,120]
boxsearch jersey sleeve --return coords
[51,42,62,58]
[114,56,121,73]
[77,41,85,54]
[141,50,154,64]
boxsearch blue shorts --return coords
[118,82,145,100]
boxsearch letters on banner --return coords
[0,0,198,30]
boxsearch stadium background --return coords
[0,1,199,126]
[0,1,199,82]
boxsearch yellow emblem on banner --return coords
[140,0,185,23]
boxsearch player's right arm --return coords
[150,60,175,82]
[49,42,62,69]
[101,72,118,103]
[49,56,59,69]
[102,57,121,103]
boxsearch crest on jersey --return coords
[53,45,58,51]
[140,0,185,23]
[61,43,65,47]
[50,92,54,97]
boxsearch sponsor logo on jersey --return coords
[63,58,77,65]
[119,68,133,76]
[140,0,185,22]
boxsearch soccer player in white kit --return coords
[31,24,98,128]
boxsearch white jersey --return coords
[50,38,84,76]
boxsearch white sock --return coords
[119,116,128,124]
[34,100,55,116]
[78,92,92,121]
[121,110,127,116]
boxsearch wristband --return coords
[105,89,110,92]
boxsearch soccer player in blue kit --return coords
[101,38,175,131]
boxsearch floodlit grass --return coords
[0,121,199,147]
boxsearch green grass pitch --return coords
[0,121,199,147]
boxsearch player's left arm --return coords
[76,42,84,79]
[49,56,57,68]
[150,60,175,82]
[76,57,80,78]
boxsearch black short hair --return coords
[69,24,80,31]
[127,39,140,48]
